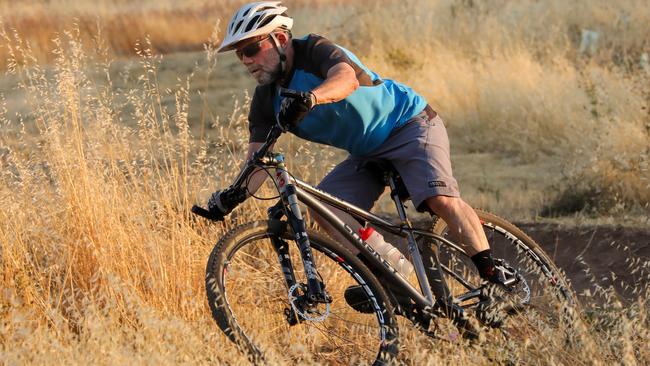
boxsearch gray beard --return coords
[257,62,282,85]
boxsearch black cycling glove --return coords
[207,188,247,221]
[278,91,317,127]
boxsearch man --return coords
[207,1,505,313]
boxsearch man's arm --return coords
[244,62,358,193]
[310,62,359,105]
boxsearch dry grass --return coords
[1,0,649,364]
[0,0,367,71]
[340,0,650,216]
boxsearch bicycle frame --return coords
[261,151,477,312]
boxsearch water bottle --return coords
[358,227,414,277]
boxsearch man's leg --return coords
[309,156,426,314]
[426,195,506,285]
[425,195,489,257]
[373,112,500,284]
[310,205,364,255]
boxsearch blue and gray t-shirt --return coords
[248,34,427,156]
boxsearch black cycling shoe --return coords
[475,260,524,328]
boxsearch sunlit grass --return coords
[0,0,648,364]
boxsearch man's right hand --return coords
[278,91,317,127]
[207,188,247,220]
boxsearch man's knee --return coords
[425,195,463,216]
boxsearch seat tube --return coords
[388,177,436,304]
[275,160,325,301]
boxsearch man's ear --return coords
[275,31,290,47]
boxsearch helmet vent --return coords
[242,7,251,17]
[245,15,263,32]
[233,19,244,34]
[258,15,274,28]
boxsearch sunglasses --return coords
[235,36,270,59]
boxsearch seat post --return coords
[387,173,435,305]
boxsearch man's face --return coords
[235,35,281,85]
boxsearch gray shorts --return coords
[317,110,460,212]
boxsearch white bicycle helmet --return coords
[218,1,293,53]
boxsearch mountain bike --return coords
[192,89,576,365]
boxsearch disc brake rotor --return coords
[288,283,331,322]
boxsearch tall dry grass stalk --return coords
[336,0,650,215]
[0,0,648,364]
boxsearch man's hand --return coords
[207,188,247,220]
[278,91,317,127]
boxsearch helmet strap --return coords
[268,32,287,76]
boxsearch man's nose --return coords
[240,54,255,64]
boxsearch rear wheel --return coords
[206,220,399,365]
[421,210,578,354]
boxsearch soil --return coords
[515,222,650,304]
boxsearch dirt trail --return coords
[515,223,649,303]
[406,220,649,303]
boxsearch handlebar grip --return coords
[191,205,223,221]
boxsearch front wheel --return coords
[423,210,579,359]
[205,221,399,365]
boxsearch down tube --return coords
[295,187,432,309]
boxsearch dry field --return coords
[1,0,649,364]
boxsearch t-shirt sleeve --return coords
[306,35,377,87]
[248,86,275,143]
[308,35,355,78]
